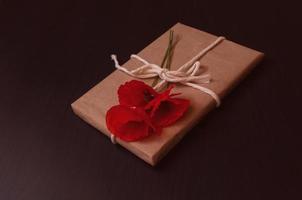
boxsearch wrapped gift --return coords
[71,23,264,166]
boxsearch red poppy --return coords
[145,85,190,127]
[106,105,158,142]
[106,80,190,142]
[118,80,158,107]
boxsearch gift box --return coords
[71,23,264,166]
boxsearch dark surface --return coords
[0,0,301,199]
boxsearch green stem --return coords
[152,30,174,89]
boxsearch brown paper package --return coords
[71,23,264,166]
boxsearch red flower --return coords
[145,85,190,127]
[106,105,158,142]
[106,80,190,142]
[118,80,158,107]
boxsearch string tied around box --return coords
[110,36,225,144]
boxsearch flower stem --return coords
[152,30,174,89]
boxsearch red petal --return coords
[118,80,158,107]
[151,98,190,127]
[145,85,190,127]
[106,105,159,141]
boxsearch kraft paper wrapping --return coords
[71,23,264,166]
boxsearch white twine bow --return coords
[111,36,225,107]
[110,36,225,144]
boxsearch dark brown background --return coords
[0,0,301,199]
